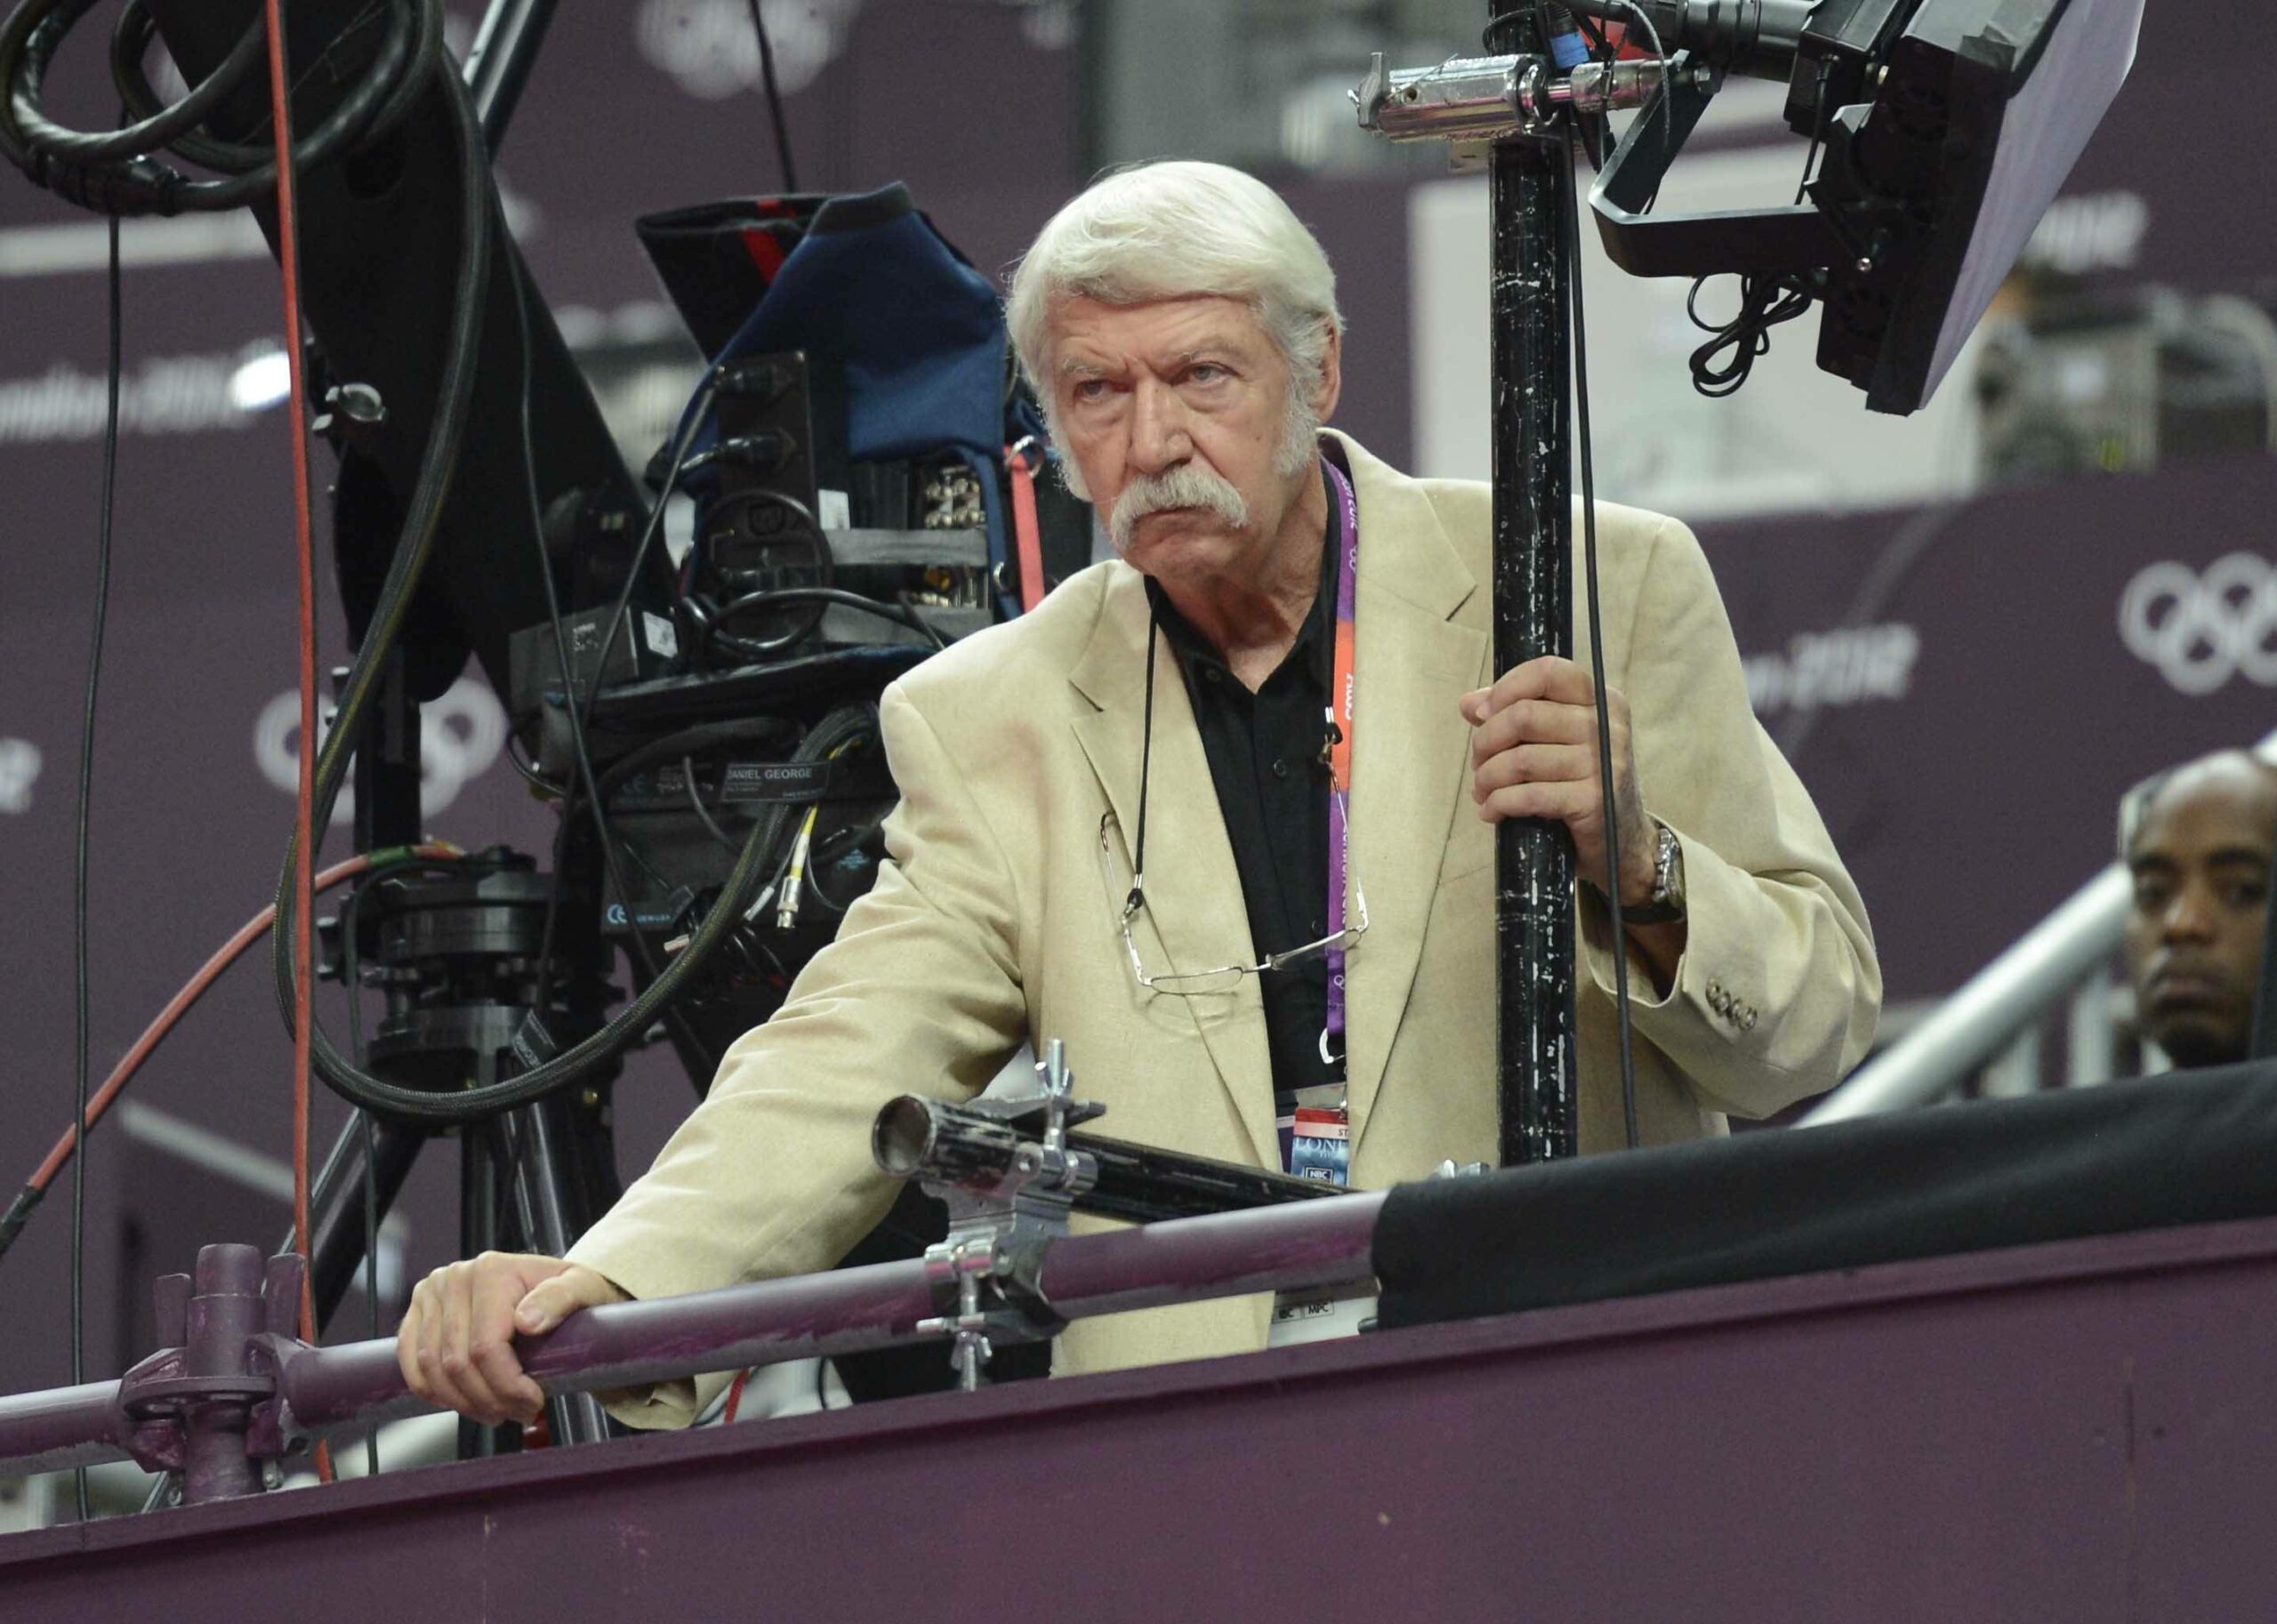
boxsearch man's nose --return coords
[2163,880,2219,943]
[1128,377,1192,475]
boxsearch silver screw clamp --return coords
[905,1038,1102,1392]
[914,1236,1006,1392]
[1354,48,1673,147]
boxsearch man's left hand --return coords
[1460,656,1658,905]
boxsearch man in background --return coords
[2122,750,2277,1070]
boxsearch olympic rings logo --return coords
[253,677,506,822]
[2118,553,2277,697]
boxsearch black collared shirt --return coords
[1143,462,1347,1103]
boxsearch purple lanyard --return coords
[1324,461,1360,1063]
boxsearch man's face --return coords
[1047,295,1331,593]
[2123,758,2276,1069]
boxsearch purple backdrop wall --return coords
[1700,460,2277,1003]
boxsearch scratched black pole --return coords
[1488,6,1579,1165]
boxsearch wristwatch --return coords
[1622,821,1686,926]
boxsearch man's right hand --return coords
[396,1251,627,1426]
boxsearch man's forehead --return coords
[2134,768,2277,861]
[1050,294,1267,367]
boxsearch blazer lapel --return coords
[1332,435,1487,1162]
[1067,567,1280,1168]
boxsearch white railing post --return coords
[1981,1025,2044,1099]
[1801,866,2131,1125]
[2068,966,2117,1089]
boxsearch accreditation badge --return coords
[1288,1105,1350,1186]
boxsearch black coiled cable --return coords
[291,693,883,1125]
[0,0,436,214]
[1686,271,1815,398]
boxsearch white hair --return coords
[1006,161,1345,493]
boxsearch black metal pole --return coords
[502,1097,613,1444]
[1488,8,1580,1167]
[458,1122,509,1459]
[288,1113,425,1328]
[347,651,422,856]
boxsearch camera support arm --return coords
[1355,12,1629,1168]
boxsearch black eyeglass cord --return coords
[1130,610,1161,913]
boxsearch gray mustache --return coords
[1109,463,1252,551]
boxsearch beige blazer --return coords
[568,432,1881,1425]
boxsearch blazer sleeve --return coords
[1575,515,1882,1119]
[564,680,1029,1425]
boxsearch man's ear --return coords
[1313,321,1344,424]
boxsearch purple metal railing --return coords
[0,1191,1385,1494]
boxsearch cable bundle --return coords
[1686,272,1817,398]
[0,0,437,215]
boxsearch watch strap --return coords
[1621,823,1686,925]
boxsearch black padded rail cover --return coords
[1373,1060,2277,1331]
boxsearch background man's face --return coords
[1048,294,1310,593]
[2123,757,2276,1068]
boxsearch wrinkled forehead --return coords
[1046,293,1277,374]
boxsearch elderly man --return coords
[2123,750,2277,1070]
[399,160,1879,1427]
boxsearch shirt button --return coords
[1203,667,1221,685]
[1272,758,1290,779]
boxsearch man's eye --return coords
[1071,380,1108,403]
[1187,364,1227,384]
[2133,878,2171,910]
[2225,881,2269,910]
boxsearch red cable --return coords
[257,0,327,1480]
[1006,442,1046,614]
[258,0,320,1381]
[19,848,461,1200]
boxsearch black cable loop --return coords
[0,0,430,214]
[700,586,949,667]
[1686,272,1813,398]
[300,703,876,1125]
[32,1,269,163]
[110,0,437,173]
